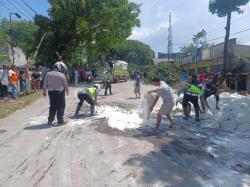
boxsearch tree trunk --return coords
[223,5,232,78]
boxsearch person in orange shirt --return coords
[8,65,18,100]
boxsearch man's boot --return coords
[74,104,81,118]
[90,105,95,116]
[195,107,200,121]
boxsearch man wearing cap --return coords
[74,84,100,118]
[43,62,69,125]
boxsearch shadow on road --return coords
[24,123,55,130]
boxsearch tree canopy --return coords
[0,18,38,52]
[180,29,209,56]
[27,0,140,67]
[209,0,249,17]
[116,40,154,66]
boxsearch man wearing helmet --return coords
[43,61,69,125]
[73,84,101,118]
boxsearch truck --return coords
[112,60,129,82]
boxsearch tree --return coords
[117,40,154,66]
[0,18,38,52]
[180,29,209,56]
[209,0,249,75]
[28,0,140,67]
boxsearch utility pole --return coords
[9,12,21,65]
[167,12,173,63]
[223,0,232,77]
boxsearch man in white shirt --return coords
[148,77,175,130]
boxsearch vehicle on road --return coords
[112,60,129,82]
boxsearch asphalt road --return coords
[0,81,250,187]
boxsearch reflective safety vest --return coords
[103,73,110,81]
[87,87,96,97]
[186,84,202,94]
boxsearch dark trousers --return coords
[77,93,94,107]
[48,90,65,123]
[75,93,94,116]
[183,93,200,118]
[0,83,8,97]
[104,81,112,95]
[183,94,199,108]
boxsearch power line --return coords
[5,0,30,20]
[174,28,250,47]
[0,1,12,12]
[207,28,250,42]
[15,0,34,18]
[175,13,250,45]
[20,0,39,15]
[206,14,250,34]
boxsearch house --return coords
[181,39,250,75]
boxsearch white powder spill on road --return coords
[28,116,47,125]
[97,106,144,130]
[96,93,159,131]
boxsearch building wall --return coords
[210,43,224,59]
[182,55,193,64]
[202,48,210,60]
[235,45,250,58]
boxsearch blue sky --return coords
[1,0,250,54]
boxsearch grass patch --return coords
[0,92,42,119]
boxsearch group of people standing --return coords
[0,65,47,101]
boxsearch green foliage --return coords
[0,18,38,52]
[131,63,179,87]
[27,0,140,67]
[180,29,209,56]
[146,63,179,87]
[209,0,249,17]
[117,40,154,66]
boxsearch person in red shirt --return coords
[199,71,206,82]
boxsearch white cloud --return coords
[130,20,170,40]
[129,0,250,52]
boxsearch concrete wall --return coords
[235,45,250,58]
[210,43,224,59]
[182,55,193,64]
[202,48,211,60]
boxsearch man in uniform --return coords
[43,61,69,125]
[103,70,112,95]
[181,78,202,121]
[74,84,101,118]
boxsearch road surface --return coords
[0,81,250,187]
